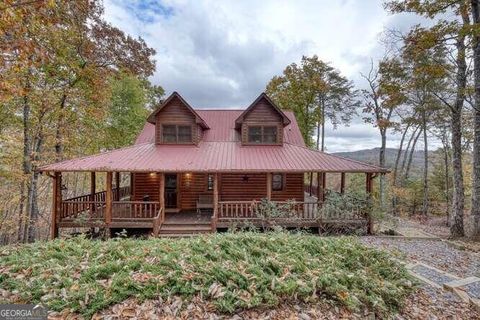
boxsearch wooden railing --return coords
[218,200,367,223]
[60,200,105,220]
[61,186,131,219]
[218,201,320,220]
[112,201,159,219]
[152,207,164,236]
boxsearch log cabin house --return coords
[39,92,387,237]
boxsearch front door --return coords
[165,174,178,208]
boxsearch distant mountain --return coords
[332,147,427,170]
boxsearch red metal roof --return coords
[39,109,387,173]
[135,110,305,146]
[39,142,386,173]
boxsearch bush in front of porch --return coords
[0,233,414,318]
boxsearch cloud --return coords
[103,0,439,152]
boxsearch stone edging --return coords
[406,261,480,311]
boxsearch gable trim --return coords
[147,92,210,129]
[234,92,291,129]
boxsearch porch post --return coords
[266,172,272,200]
[366,173,373,235]
[50,172,61,239]
[213,173,219,230]
[322,172,326,201]
[340,172,345,194]
[115,172,120,201]
[90,172,96,214]
[105,172,113,236]
[159,172,165,214]
[317,173,322,203]
[317,172,326,203]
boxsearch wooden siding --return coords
[271,173,304,201]
[241,97,283,145]
[155,96,201,144]
[133,172,305,210]
[220,173,267,201]
[179,172,210,210]
[132,173,160,201]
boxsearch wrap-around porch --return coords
[50,171,376,238]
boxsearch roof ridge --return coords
[284,142,387,171]
[195,108,245,111]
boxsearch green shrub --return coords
[0,233,414,318]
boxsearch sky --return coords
[103,0,433,152]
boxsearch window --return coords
[162,125,193,143]
[247,125,278,144]
[263,126,277,143]
[248,126,262,143]
[272,173,284,191]
[207,174,214,191]
[162,125,177,142]
[178,126,192,142]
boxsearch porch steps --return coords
[157,222,212,237]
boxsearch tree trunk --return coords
[22,74,33,243]
[471,0,480,237]
[55,93,67,161]
[443,137,451,221]
[379,129,386,208]
[393,123,411,186]
[26,135,43,243]
[422,110,429,216]
[400,125,419,184]
[309,121,322,195]
[17,181,25,243]
[321,103,325,151]
[403,128,422,182]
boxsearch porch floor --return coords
[164,211,212,224]
[58,209,212,229]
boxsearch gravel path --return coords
[410,264,457,286]
[360,237,480,278]
[465,281,480,300]
[361,236,480,318]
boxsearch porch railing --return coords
[218,201,320,220]
[60,186,137,220]
[60,200,105,220]
[112,201,160,219]
[218,200,367,222]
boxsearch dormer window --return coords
[162,124,193,143]
[247,125,277,144]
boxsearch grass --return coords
[0,232,414,318]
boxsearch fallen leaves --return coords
[0,233,414,318]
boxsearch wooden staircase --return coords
[157,220,212,237]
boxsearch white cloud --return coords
[103,0,438,152]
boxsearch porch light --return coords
[185,172,192,187]
[149,172,156,177]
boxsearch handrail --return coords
[63,186,130,203]
[152,207,164,236]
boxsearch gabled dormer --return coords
[147,92,209,145]
[235,93,291,145]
